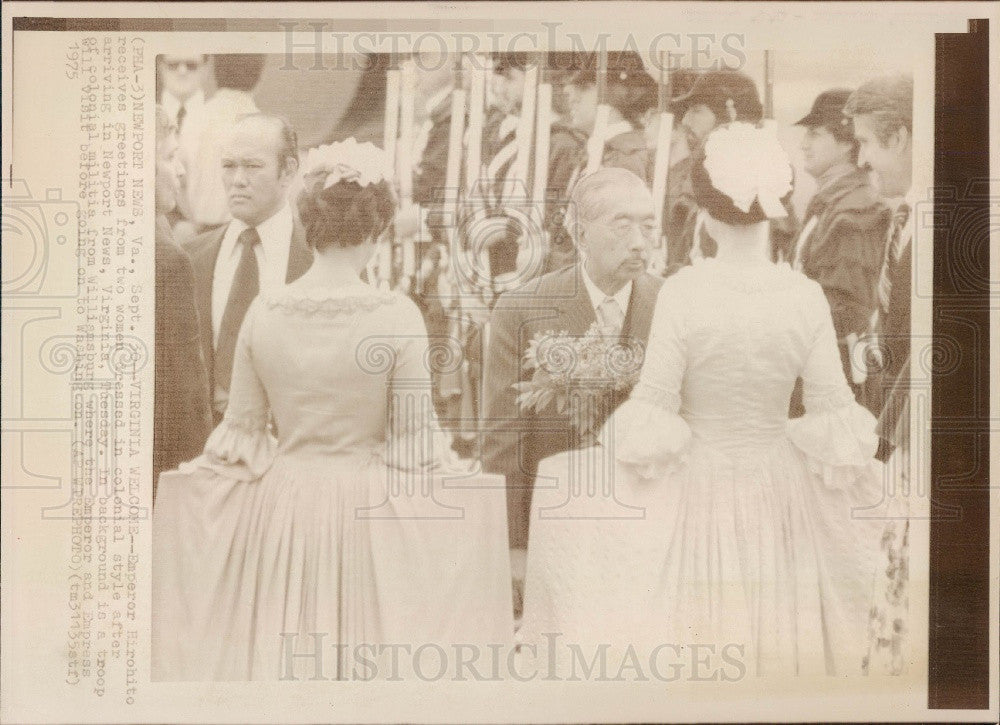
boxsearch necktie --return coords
[214,227,260,393]
[877,203,910,317]
[597,297,625,334]
[176,102,186,131]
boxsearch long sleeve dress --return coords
[152,281,513,680]
[520,257,895,676]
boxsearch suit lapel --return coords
[185,225,226,390]
[556,266,596,335]
[621,273,662,343]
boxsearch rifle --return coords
[763,49,776,130]
[373,58,401,290]
[583,47,610,175]
[397,58,418,293]
[436,57,469,405]
[530,52,552,276]
[649,51,674,274]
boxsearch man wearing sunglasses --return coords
[158,54,206,132]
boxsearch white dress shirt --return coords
[580,263,632,325]
[211,203,294,346]
[161,88,205,130]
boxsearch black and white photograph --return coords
[1,2,995,722]
[149,43,919,680]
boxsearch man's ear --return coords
[887,126,911,155]
[281,157,299,183]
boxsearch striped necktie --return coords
[877,203,910,316]
[597,296,625,335]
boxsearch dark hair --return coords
[568,51,657,128]
[690,132,794,226]
[606,73,657,127]
[297,178,396,251]
[213,53,266,92]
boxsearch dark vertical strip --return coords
[929,19,990,710]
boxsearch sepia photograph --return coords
[1,2,995,722]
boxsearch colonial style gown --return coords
[153,281,512,680]
[520,257,892,676]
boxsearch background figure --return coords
[843,73,913,676]
[481,52,531,281]
[183,113,312,426]
[564,50,657,184]
[844,75,914,458]
[481,168,663,614]
[157,54,208,227]
[182,54,266,232]
[542,53,597,275]
[157,54,207,135]
[665,69,800,267]
[153,106,212,500]
[393,53,459,428]
[789,88,891,411]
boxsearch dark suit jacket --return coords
[183,215,312,402]
[154,216,213,498]
[481,265,664,547]
[874,240,912,457]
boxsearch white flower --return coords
[702,122,793,218]
[301,137,392,190]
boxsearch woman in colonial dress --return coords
[152,140,513,681]
[520,122,894,676]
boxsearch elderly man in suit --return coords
[184,113,313,425]
[843,74,914,462]
[153,105,212,499]
[482,166,664,565]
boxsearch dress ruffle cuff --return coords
[787,400,879,490]
[181,415,277,481]
[604,394,693,480]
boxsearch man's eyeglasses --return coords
[163,60,202,72]
[588,219,660,240]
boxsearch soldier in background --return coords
[665,68,799,268]
[564,50,658,184]
[792,88,890,409]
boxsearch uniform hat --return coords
[795,88,855,142]
[493,51,529,73]
[567,50,653,88]
[669,68,762,122]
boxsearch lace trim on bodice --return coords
[262,288,399,316]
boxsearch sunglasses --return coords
[163,60,202,72]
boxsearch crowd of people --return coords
[151,50,914,680]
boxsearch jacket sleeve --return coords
[807,206,888,340]
[480,298,530,478]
